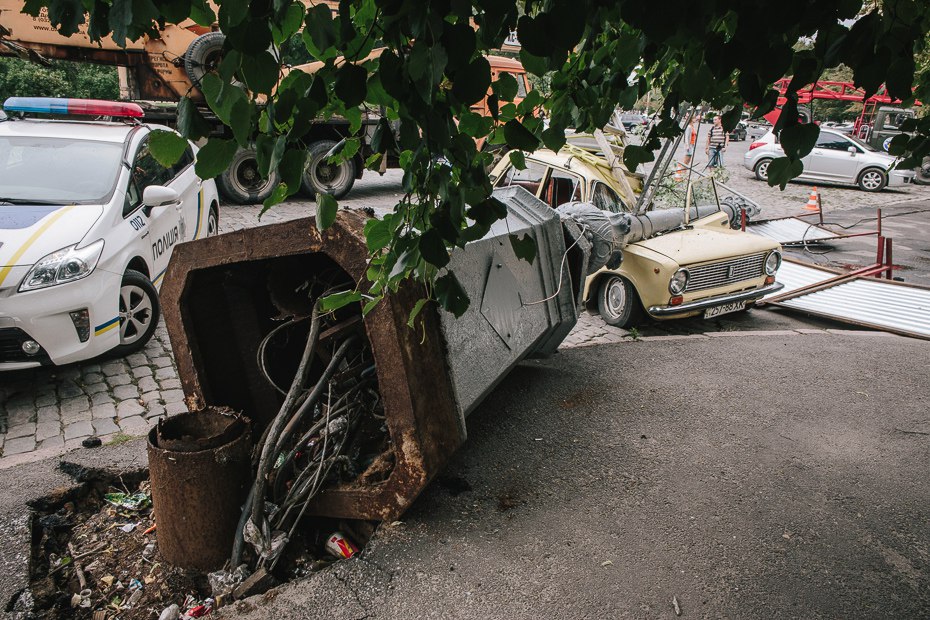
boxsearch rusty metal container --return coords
[159,211,465,522]
[147,408,251,570]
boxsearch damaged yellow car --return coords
[489,144,783,327]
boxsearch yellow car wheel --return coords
[597,275,642,328]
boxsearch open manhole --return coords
[16,463,376,618]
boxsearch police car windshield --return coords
[0,136,123,204]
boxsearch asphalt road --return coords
[2,330,928,619]
[215,331,930,619]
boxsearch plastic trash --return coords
[207,564,250,598]
[158,604,180,620]
[104,492,151,511]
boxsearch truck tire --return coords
[216,148,280,204]
[185,32,226,89]
[301,140,356,199]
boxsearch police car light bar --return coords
[2,97,144,118]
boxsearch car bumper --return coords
[888,170,915,187]
[647,281,784,317]
[0,269,122,370]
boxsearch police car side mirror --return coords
[142,186,180,216]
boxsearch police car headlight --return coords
[19,240,105,292]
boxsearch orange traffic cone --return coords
[674,162,684,182]
[804,187,820,211]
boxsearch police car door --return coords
[165,144,205,243]
[125,138,179,286]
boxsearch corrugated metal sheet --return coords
[747,217,839,244]
[777,278,930,339]
[761,258,930,340]
[765,260,835,298]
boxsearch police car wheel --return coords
[207,205,219,237]
[112,270,160,356]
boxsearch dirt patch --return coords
[22,464,376,619]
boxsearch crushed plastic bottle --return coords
[104,492,151,511]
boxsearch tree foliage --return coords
[19,0,930,314]
[0,58,119,101]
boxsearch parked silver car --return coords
[743,128,915,192]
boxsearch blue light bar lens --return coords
[1,97,144,118]
[3,97,70,114]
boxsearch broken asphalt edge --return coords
[0,436,147,616]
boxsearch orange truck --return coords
[0,0,532,202]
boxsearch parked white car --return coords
[743,128,915,191]
[0,97,220,370]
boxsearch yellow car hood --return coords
[633,221,777,266]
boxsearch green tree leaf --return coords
[364,216,392,252]
[335,62,368,108]
[176,97,213,141]
[319,290,362,312]
[509,150,526,170]
[278,148,307,192]
[419,229,450,268]
[493,72,518,102]
[779,123,819,159]
[261,183,290,213]
[503,120,539,151]
[452,56,491,106]
[407,298,429,328]
[317,192,339,230]
[147,130,189,168]
[435,272,470,317]
[194,138,238,179]
[240,51,280,95]
[766,156,805,190]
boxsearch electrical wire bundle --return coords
[229,280,387,572]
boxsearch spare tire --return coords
[216,148,280,204]
[301,140,356,199]
[185,32,226,89]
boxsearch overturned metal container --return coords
[147,408,251,570]
[159,188,586,522]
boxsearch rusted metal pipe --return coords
[147,408,251,570]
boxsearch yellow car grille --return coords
[686,252,767,292]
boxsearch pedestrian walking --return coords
[683,117,699,166]
[706,116,729,168]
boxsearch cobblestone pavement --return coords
[3,146,928,466]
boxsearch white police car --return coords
[0,97,220,370]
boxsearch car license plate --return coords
[704,300,746,319]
